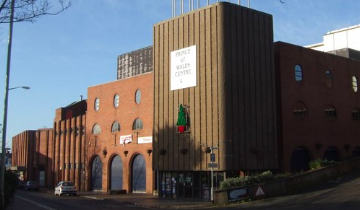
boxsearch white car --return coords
[54,181,77,196]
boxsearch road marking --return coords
[81,195,104,200]
[15,195,56,210]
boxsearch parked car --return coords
[24,181,39,191]
[54,181,77,196]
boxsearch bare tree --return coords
[0,0,71,23]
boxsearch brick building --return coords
[11,54,154,193]
[53,100,87,191]
[12,129,53,186]
[153,2,278,199]
[152,2,360,199]
[275,42,360,172]
[86,72,153,193]
[10,1,360,200]
[12,130,36,181]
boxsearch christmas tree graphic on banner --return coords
[177,104,187,133]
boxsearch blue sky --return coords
[1,0,360,150]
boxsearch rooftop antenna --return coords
[181,0,184,14]
[174,0,177,16]
[207,0,209,6]
[80,95,83,101]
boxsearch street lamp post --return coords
[8,86,30,90]
[0,0,15,208]
[0,85,30,206]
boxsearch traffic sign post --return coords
[207,146,218,202]
[210,153,215,162]
[207,162,218,168]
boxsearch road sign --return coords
[208,162,218,168]
[255,185,265,197]
[210,153,215,162]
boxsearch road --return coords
[7,190,143,210]
[6,171,360,210]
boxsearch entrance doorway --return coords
[131,154,146,193]
[290,147,310,172]
[158,171,224,200]
[91,156,102,190]
[110,155,123,190]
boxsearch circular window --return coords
[94,98,100,111]
[294,64,303,82]
[114,94,119,108]
[135,89,141,104]
[352,76,358,93]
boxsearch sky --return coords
[1,0,360,150]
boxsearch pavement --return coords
[8,168,360,210]
[41,189,214,209]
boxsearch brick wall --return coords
[275,42,360,171]
[87,72,153,193]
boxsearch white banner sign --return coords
[170,45,197,90]
[120,135,132,144]
[138,136,153,144]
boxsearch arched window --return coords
[91,156,102,190]
[92,123,101,135]
[324,105,336,119]
[352,76,358,93]
[111,121,121,133]
[135,89,141,104]
[352,108,360,120]
[323,146,340,161]
[131,154,146,192]
[94,98,100,111]
[110,155,123,190]
[294,64,303,82]
[113,94,120,108]
[293,101,308,118]
[132,118,143,130]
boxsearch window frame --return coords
[294,64,303,82]
[324,105,337,119]
[352,108,360,120]
[325,70,333,88]
[94,98,100,111]
[132,118,143,130]
[113,94,120,108]
[135,89,141,104]
[293,101,308,119]
[111,121,121,133]
[92,123,101,135]
[352,75,358,93]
